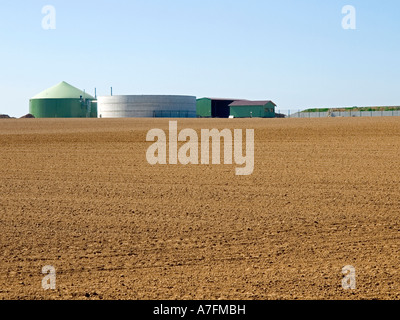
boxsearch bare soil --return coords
[1,117,400,300]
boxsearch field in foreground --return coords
[1,117,400,300]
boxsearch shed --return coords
[229,100,276,118]
[197,98,242,118]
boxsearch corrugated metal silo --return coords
[97,95,197,118]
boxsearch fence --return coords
[153,110,197,118]
[288,110,400,118]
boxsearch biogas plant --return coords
[29,81,277,119]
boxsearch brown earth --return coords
[1,117,400,300]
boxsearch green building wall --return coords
[89,102,97,118]
[29,99,97,118]
[196,98,212,117]
[197,98,276,118]
[230,103,276,118]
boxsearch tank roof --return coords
[31,81,95,100]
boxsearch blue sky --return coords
[0,0,399,117]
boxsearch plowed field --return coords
[1,117,400,300]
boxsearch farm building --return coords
[196,98,276,118]
[229,100,276,118]
[97,95,197,118]
[196,98,237,118]
[29,81,97,118]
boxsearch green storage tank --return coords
[29,81,97,118]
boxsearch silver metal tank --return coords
[97,95,197,118]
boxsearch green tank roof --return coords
[31,81,95,100]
